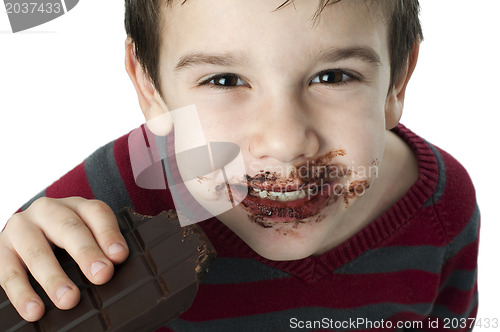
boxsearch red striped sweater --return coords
[20,124,479,331]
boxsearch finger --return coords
[26,198,115,286]
[0,243,45,322]
[6,219,80,311]
[62,198,129,264]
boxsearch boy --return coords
[0,0,479,331]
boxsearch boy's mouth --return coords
[212,149,354,226]
[232,181,338,223]
[248,186,314,202]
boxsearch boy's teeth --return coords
[250,188,317,201]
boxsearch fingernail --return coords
[91,261,107,276]
[108,243,125,255]
[25,301,38,314]
[56,286,71,301]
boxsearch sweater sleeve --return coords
[419,146,480,331]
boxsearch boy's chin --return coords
[217,207,332,261]
[251,241,318,262]
[244,226,328,261]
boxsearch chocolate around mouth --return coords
[232,150,350,226]
[244,164,351,192]
[235,182,338,222]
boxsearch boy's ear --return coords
[385,42,420,130]
[125,38,169,121]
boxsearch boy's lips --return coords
[224,150,351,224]
[244,180,322,193]
[231,181,338,222]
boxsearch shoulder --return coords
[89,129,176,216]
[423,141,479,246]
[423,142,479,291]
[393,124,479,244]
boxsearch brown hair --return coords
[125,0,423,92]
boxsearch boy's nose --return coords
[248,96,320,164]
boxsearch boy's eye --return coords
[310,70,356,85]
[199,74,247,88]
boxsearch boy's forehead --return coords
[163,0,393,23]
[160,0,390,68]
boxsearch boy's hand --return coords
[0,197,129,322]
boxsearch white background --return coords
[0,0,498,325]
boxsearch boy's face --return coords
[145,0,399,260]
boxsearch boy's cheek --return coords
[325,122,385,161]
[161,81,387,167]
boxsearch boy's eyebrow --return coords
[316,46,382,65]
[175,52,248,71]
[174,46,381,71]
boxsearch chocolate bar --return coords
[0,208,216,331]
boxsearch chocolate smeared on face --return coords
[239,149,351,228]
[247,212,307,229]
[343,179,371,207]
[197,176,209,183]
[291,149,347,180]
[245,149,349,192]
